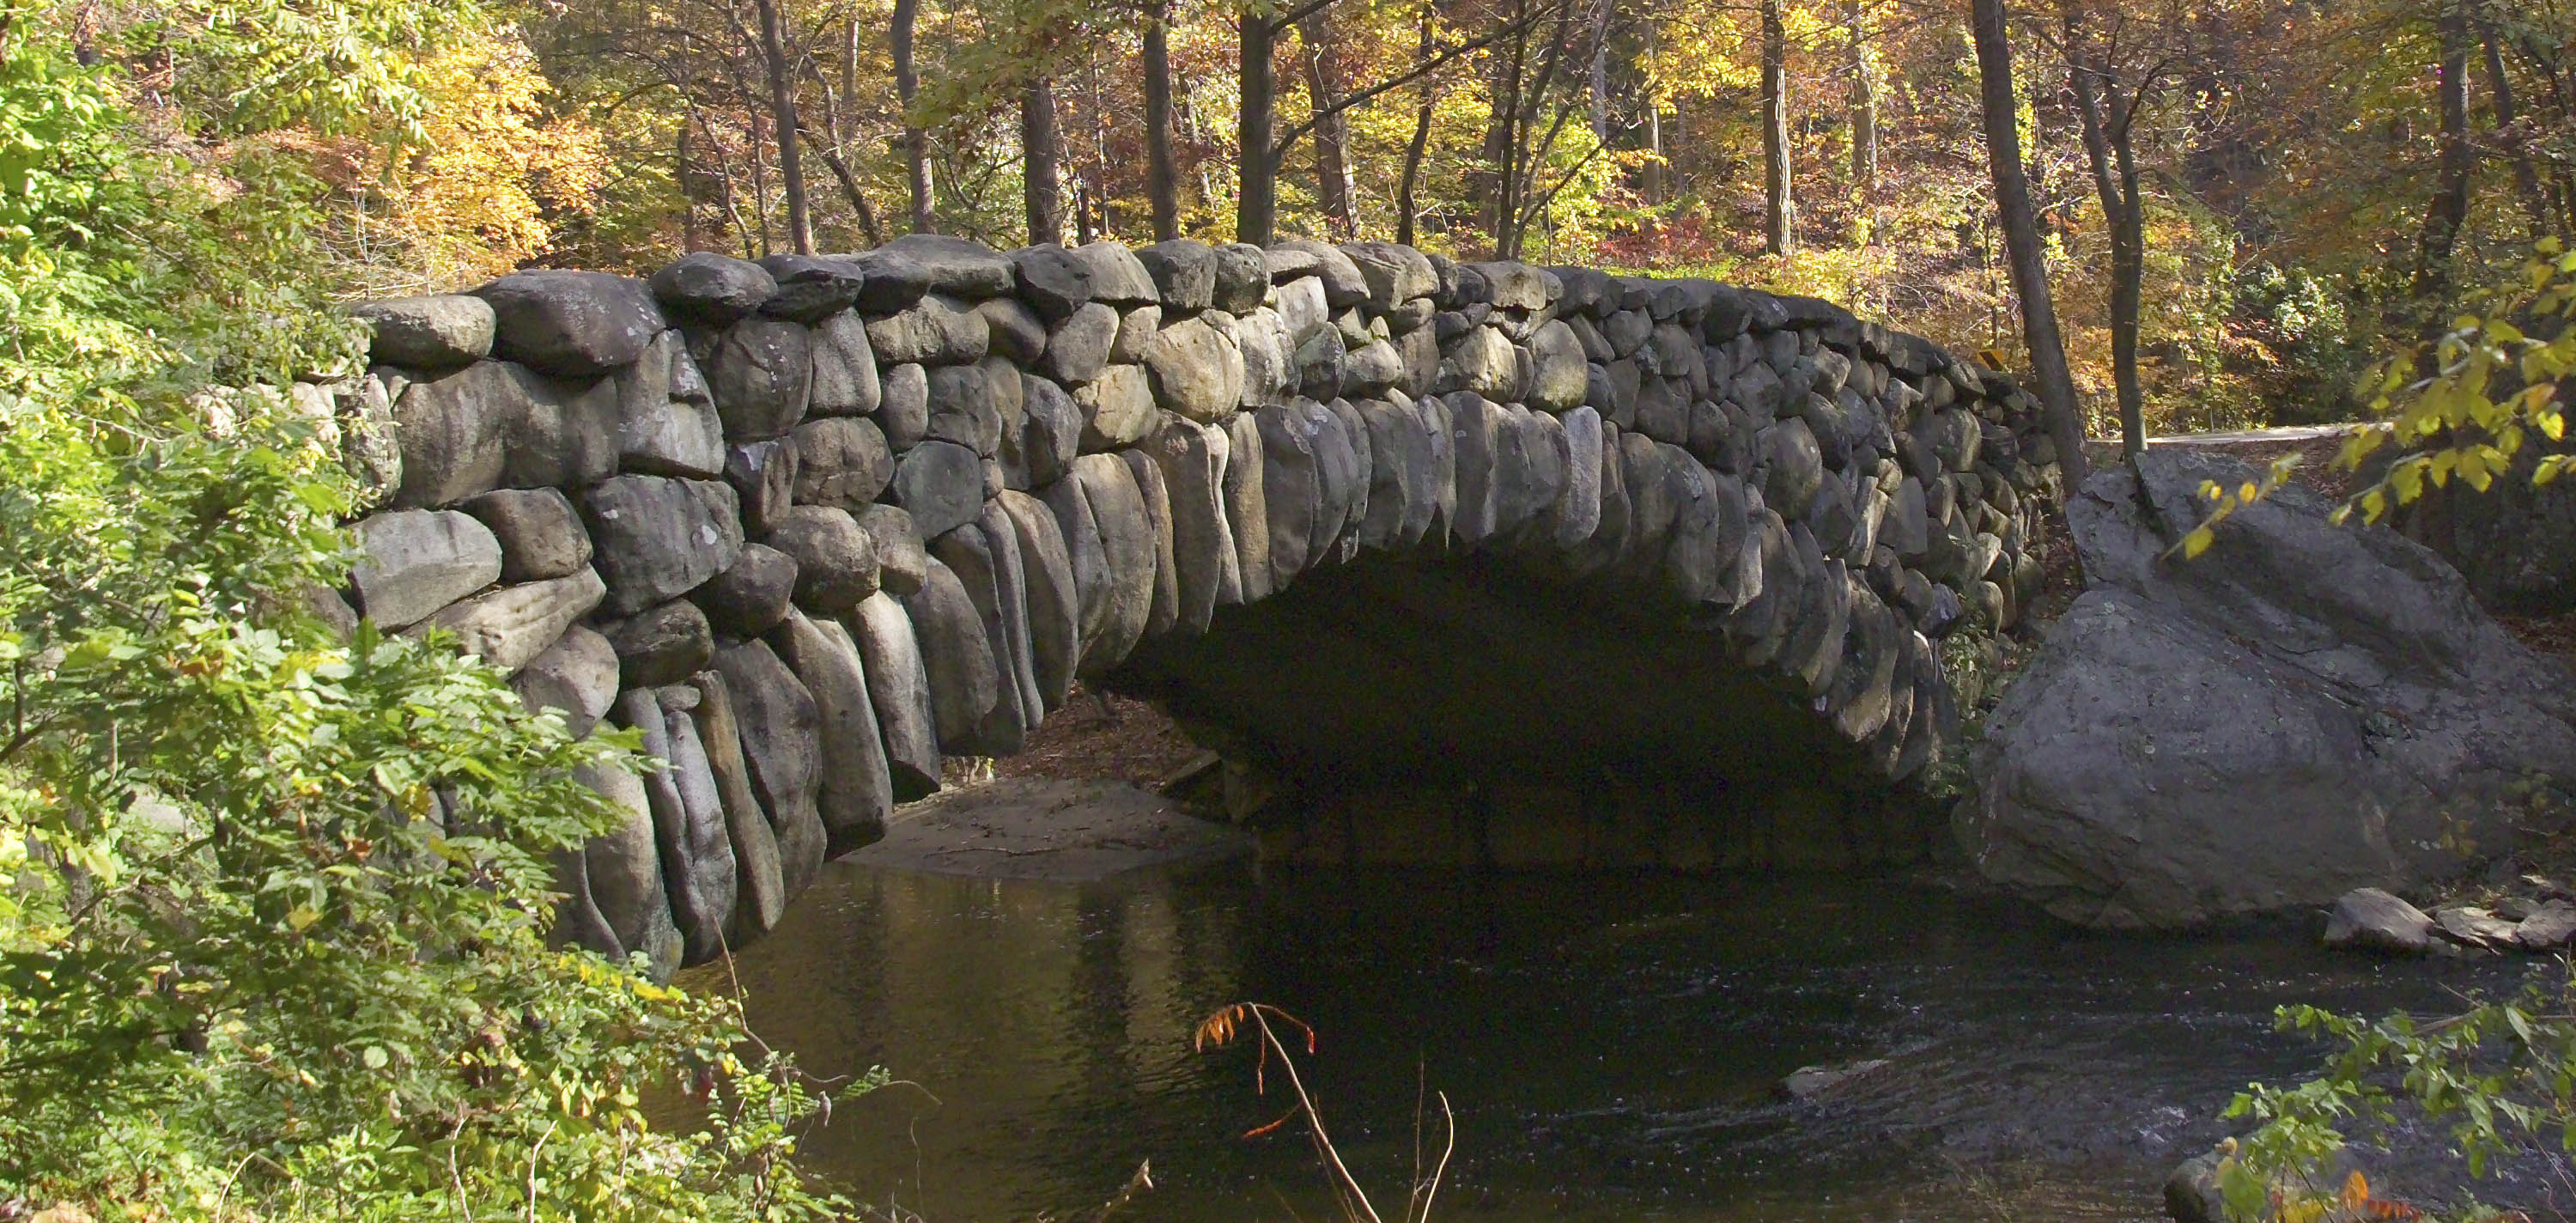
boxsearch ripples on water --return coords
[686,856,2543,1223]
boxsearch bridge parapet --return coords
[331,235,2063,975]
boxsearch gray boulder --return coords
[711,640,828,897]
[925,362,1006,456]
[1077,364,1157,449]
[866,293,990,366]
[753,253,866,322]
[413,568,606,673]
[351,295,495,368]
[1137,240,1217,312]
[902,554,1003,751]
[1072,240,1158,305]
[350,509,502,629]
[696,542,800,637]
[1013,373,1083,488]
[887,440,986,538]
[996,490,1082,710]
[580,476,744,615]
[604,598,714,688]
[878,362,930,450]
[765,505,881,612]
[686,668,787,945]
[459,488,592,583]
[391,361,617,508]
[509,624,620,739]
[615,332,725,478]
[474,271,665,377]
[851,592,944,799]
[623,686,738,965]
[1210,243,1271,313]
[2323,888,2437,952]
[1526,320,1589,412]
[790,416,894,511]
[648,252,776,324]
[575,762,682,979]
[807,311,882,417]
[976,297,1048,363]
[1964,450,2576,928]
[723,438,799,537]
[854,234,1013,310]
[1143,314,1246,423]
[770,608,894,856]
[1042,301,1119,385]
[1340,241,1437,307]
[709,318,812,441]
[856,503,931,597]
[1012,244,1095,319]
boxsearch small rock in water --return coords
[2515,900,2576,951]
[2322,888,2433,953]
[1779,1058,1888,1099]
[2162,1141,2232,1223]
[2433,905,2520,950]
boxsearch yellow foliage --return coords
[360,32,606,289]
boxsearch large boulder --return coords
[349,509,502,629]
[459,487,592,583]
[580,476,744,615]
[1962,450,2576,928]
[390,361,618,508]
[351,295,495,368]
[1142,314,1247,423]
[648,252,776,324]
[413,568,605,673]
[711,640,828,896]
[474,271,665,377]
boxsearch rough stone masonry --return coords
[331,234,2065,978]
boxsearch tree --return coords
[1024,75,1066,244]
[1844,0,1877,198]
[2063,2,2172,457]
[1144,0,1182,240]
[1759,0,1793,255]
[2412,0,2476,318]
[894,0,938,232]
[753,0,815,253]
[1971,0,2089,482]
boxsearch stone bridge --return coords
[332,234,2065,977]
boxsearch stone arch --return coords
[333,235,2065,977]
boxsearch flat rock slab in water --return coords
[845,776,1251,882]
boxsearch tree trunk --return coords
[1969,0,2087,484]
[1300,10,1358,237]
[2069,38,2143,456]
[1641,22,1664,203]
[753,0,813,254]
[2479,23,2550,238]
[1023,76,1065,246]
[891,0,934,233]
[801,123,887,246]
[677,119,707,252]
[1845,0,1877,196]
[1396,11,1438,246]
[2414,0,2474,313]
[1144,3,1182,241]
[1237,6,1279,246]
[1588,0,1610,143]
[1760,0,1794,256]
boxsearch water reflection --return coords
[692,856,2540,1223]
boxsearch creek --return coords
[697,851,2541,1222]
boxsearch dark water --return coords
[696,857,2544,1223]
